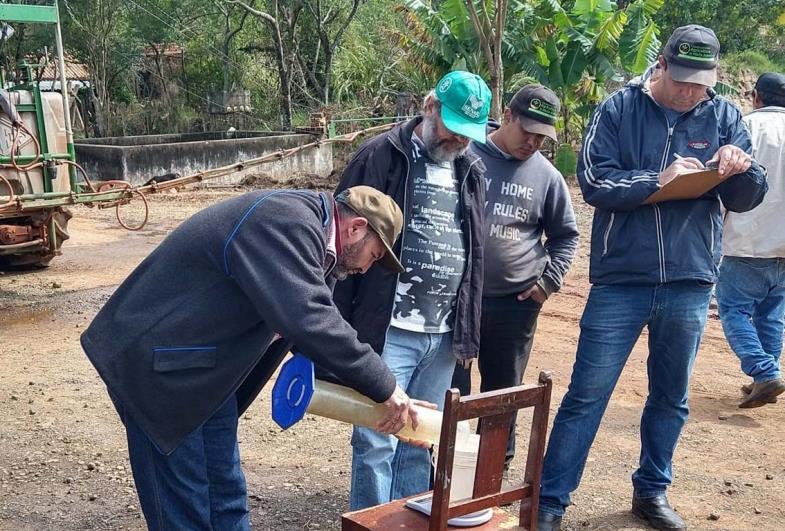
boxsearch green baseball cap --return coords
[434,71,491,144]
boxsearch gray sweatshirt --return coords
[472,131,579,297]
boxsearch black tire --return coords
[0,207,72,270]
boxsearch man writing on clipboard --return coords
[536,25,768,531]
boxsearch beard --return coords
[421,115,468,163]
[332,234,372,281]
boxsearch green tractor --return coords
[0,1,78,268]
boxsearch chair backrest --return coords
[429,371,553,531]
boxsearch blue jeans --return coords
[350,326,456,510]
[115,393,250,531]
[716,256,785,383]
[539,282,712,517]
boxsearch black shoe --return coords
[740,378,785,409]
[632,495,686,530]
[537,511,562,531]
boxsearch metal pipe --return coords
[0,153,72,163]
[53,1,73,149]
[0,238,43,252]
[53,0,77,188]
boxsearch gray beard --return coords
[421,115,467,163]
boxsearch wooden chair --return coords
[342,370,553,531]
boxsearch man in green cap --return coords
[329,71,491,509]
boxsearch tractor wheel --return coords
[0,207,72,270]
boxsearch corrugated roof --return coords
[39,56,90,81]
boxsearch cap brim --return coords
[365,221,404,273]
[440,104,488,143]
[668,62,717,87]
[520,116,558,142]
[378,240,404,273]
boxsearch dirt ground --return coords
[1,184,783,531]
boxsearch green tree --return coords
[655,0,783,54]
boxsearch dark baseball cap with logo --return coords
[754,72,785,98]
[508,84,560,142]
[662,24,720,87]
[336,186,405,273]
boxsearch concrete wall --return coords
[74,132,333,187]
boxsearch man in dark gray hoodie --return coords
[453,84,579,470]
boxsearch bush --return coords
[722,51,784,77]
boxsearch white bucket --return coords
[434,433,480,502]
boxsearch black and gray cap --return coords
[662,24,720,87]
[754,73,785,98]
[508,84,561,142]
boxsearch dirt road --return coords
[1,187,783,530]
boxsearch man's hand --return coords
[517,284,548,304]
[396,399,438,449]
[659,157,704,186]
[377,385,410,434]
[708,145,751,179]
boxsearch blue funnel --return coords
[271,353,315,429]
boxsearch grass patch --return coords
[722,51,785,77]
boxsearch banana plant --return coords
[397,0,663,149]
[531,0,663,146]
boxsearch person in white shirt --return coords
[717,72,785,408]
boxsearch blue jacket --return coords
[578,68,768,285]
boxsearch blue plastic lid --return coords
[271,353,315,429]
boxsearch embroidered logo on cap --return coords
[528,98,558,121]
[461,93,484,119]
[677,42,715,62]
[438,78,452,92]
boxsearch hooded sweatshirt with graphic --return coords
[472,125,579,297]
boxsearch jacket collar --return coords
[321,192,338,276]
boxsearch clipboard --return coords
[644,167,722,204]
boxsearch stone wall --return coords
[74,131,333,187]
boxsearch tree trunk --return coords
[222,13,232,93]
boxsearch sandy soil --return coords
[1,185,783,530]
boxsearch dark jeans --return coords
[114,393,251,531]
[452,295,542,466]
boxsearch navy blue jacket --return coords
[578,69,768,285]
[81,190,397,454]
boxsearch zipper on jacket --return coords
[456,157,480,353]
[653,123,677,283]
[658,126,675,171]
[653,204,666,283]
[602,212,615,257]
[385,137,410,329]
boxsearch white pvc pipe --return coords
[307,380,471,446]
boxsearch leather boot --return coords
[741,382,779,404]
[740,378,785,408]
[631,495,687,530]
